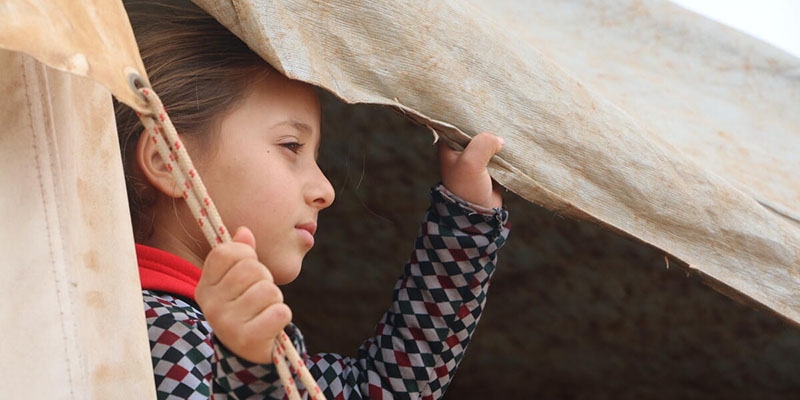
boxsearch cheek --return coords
[254,174,296,209]
[254,226,305,285]
[229,171,296,230]
[252,162,303,201]
[203,150,302,233]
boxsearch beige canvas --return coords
[0,2,154,397]
[0,50,155,399]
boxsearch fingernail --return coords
[498,137,505,147]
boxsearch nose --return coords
[306,163,335,210]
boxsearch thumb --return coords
[461,132,504,168]
[232,226,256,249]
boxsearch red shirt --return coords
[136,243,201,301]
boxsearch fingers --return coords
[200,228,259,287]
[211,257,273,301]
[231,277,284,318]
[243,303,292,342]
[196,225,274,312]
[194,227,290,364]
[208,297,291,364]
[438,132,504,209]
[226,302,291,363]
[439,133,504,172]
[209,277,285,332]
[208,276,289,364]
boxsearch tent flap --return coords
[0,0,150,112]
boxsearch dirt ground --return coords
[283,93,800,399]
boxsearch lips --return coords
[295,222,317,247]
[296,222,317,236]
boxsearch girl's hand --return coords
[439,132,505,209]
[195,227,291,364]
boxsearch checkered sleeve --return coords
[143,291,286,399]
[307,184,510,399]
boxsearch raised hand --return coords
[195,226,292,364]
[439,132,504,209]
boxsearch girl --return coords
[116,1,510,398]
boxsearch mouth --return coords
[295,222,317,247]
[296,222,317,236]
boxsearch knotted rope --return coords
[135,87,325,400]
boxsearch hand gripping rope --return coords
[135,87,325,400]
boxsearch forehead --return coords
[217,74,322,143]
[248,73,321,122]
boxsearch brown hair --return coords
[115,0,275,240]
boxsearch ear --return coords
[136,130,182,199]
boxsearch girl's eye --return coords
[280,142,305,154]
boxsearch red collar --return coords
[136,244,201,302]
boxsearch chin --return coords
[258,249,305,285]
[272,261,303,285]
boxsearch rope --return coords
[136,87,326,400]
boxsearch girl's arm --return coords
[305,183,509,399]
[302,133,509,399]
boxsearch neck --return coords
[140,204,210,268]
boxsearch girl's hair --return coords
[116,0,275,240]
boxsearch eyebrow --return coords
[272,119,313,136]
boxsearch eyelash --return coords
[281,142,305,154]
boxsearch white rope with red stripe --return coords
[136,87,325,400]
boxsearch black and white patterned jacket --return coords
[141,185,510,399]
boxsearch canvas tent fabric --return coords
[0,1,155,398]
[0,49,156,399]
[1,0,799,398]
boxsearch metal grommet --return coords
[125,67,149,103]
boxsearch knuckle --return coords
[238,259,272,283]
[272,303,292,323]
[199,300,223,322]
[206,244,235,267]
[210,242,254,264]
[230,260,257,286]
[265,283,284,303]
[254,279,283,303]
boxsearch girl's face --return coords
[196,73,335,284]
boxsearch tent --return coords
[1,0,798,398]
